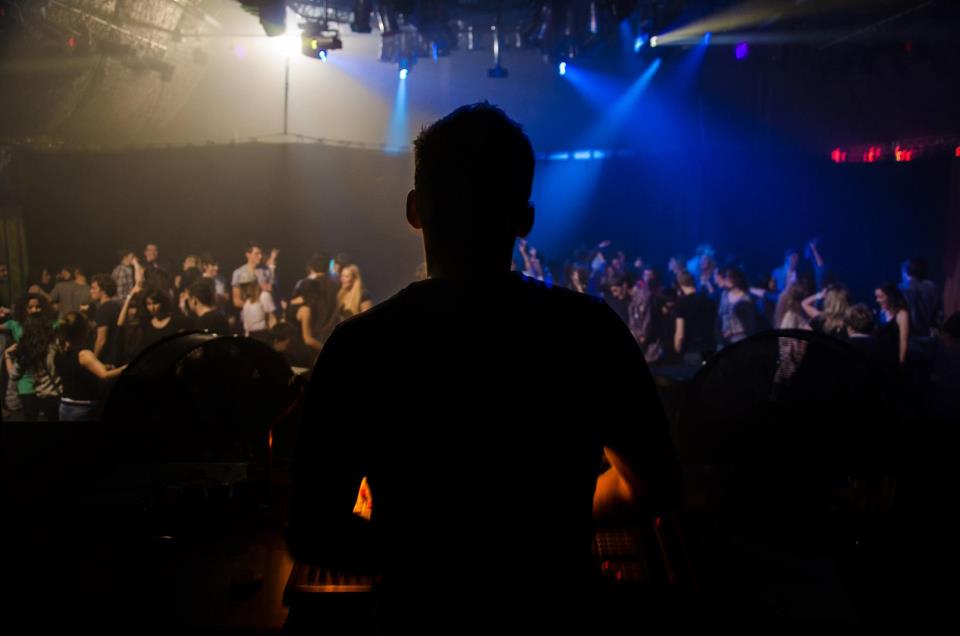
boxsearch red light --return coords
[894,146,914,162]
[955,146,960,158]
[67,36,77,49]
[863,146,882,163]
[830,148,847,164]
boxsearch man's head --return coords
[187,280,215,313]
[608,275,627,300]
[785,249,799,269]
[270,322,298,353]
[901,257,928,283]
[145,243,159,263]
[676,271,696,291]
[845,303,875,336]
[118,249,135,266]
[245,241,264,267]
[725,267,747,292]
[408,102,535,278]
[307,252,328,276]
[200,252,219,277]
[89,274,117,303]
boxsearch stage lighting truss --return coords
[300,20,343,58]
[9,0,211,81]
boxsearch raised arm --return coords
[801,290,825,320]
[117,283,141,327]
[674,316,685,354]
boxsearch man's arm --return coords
[596,305,683,516]
[288,327,373,566]
[94,325,108,359]
[674,316,685,354]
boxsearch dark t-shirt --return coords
[140,314,187,353]
[291,272,680,629]
[676,292,716,353]
[194,310,231,335]
[94,299,122,366]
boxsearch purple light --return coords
[735,42,748,60]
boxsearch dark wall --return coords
[16,143,422,301]
[16,143,954,306]
[529,152,953,303]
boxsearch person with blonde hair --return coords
[337,264,373,319]
[801,283,850,337]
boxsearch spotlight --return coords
[703,32,711,44]
[650,35,659,48]
[735,42,748,60]
[558,61,567,76]
[301,28,342,60]
[633,35,646,52]
[399,55,413,78]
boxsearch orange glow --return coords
[353,476,373,520]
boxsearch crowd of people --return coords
[1,232,957,421]
[517,238,958,416]
[0,242,374,421]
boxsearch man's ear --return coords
[406,189,422,230]
[515,202,535,238]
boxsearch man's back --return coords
[291,272,677,626]
[51,280,90,319]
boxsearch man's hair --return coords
[188,280,214,306]
[901,258,928,280]
[725,267,748,291]
[245,240,262,254]
[59,311,90,348]
[308,252,328,274]
[91,274,117,298]
[845,303,875,335]
[117,248,134,261]
[200,251,218,268]
[676,271,696,289]
[413,102,534,235]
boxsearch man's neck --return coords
[680,286,697,295]
[195,305,213,317]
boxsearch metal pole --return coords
[283,55,290,135]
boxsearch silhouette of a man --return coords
[289,103,681,631]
